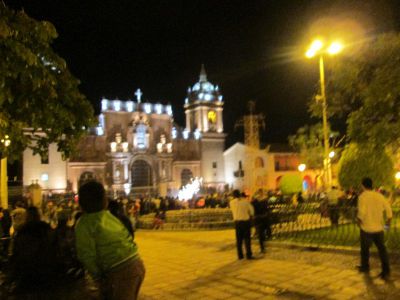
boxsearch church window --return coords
[135,124,148,149]
[208,110,217,124]
[181,169,193,187]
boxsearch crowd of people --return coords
[0,182,145,299]
[0,178,395,298]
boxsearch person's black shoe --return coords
[246,256,256,260]
[378,272,390,280]
[356,266,370,273]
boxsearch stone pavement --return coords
[137,230,400,300]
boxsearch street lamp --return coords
[298,163,306,172]
[0,135,11,209]
[306,39,343,189]
[395,171,400,181]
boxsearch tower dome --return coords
[186,65,223,103]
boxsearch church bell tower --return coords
[184,64,224,134]
[184,65,225,188]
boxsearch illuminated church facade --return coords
[23,66,226,196]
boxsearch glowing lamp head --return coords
[306,40,323,58]
[298,164,306,172]
[329,151,335,158]
[395,171,400,181]
[327,41,343,55]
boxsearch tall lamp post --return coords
[306,40,343,189]
[0,135,11,209]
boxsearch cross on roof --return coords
[135,88,143,103]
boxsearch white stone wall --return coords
[200,134,225,185]
[223,143,245,189]
[23,143,67,191]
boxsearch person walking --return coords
[251,190,269,253]
[326,186,342,226]
[357,177,392,280]
[230,190,254,260]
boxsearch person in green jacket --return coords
[75,181,145,300]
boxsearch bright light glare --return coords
[306,40,323,58]
[395,172,400,180]
[305,49,316,58]
[327,42,343,55]
[41,173,49,182]
[178,177,203,200]
[298,164,306,172]
[329,151,335,158]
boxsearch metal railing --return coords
[137,203,400,251]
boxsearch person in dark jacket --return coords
[10,206,60,292]
[108,200,135,238]
[0,208,12,255]
[251,191,270,253]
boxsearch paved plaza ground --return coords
[137,229,400,300]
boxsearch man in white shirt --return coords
[327,186,342,226]
[230,190,254,260]
[357,177,392,280]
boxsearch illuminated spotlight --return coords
[178,177,202,200]
[113,100,121,111]
[327,41,343,55]
[183,129,189,140]
[329,151,335,158]
[298,164,306,172]
[41,173,49,182]
[126,101,134,112]
[101,99,108,111]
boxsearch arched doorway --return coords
[181,169,193,187]
[132,160,153,187]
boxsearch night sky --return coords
[5,0,400,147]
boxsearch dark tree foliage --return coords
[311,33,400,147]
[0,4,95,161]
[338,143,394,190]
[288,123,339,170]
